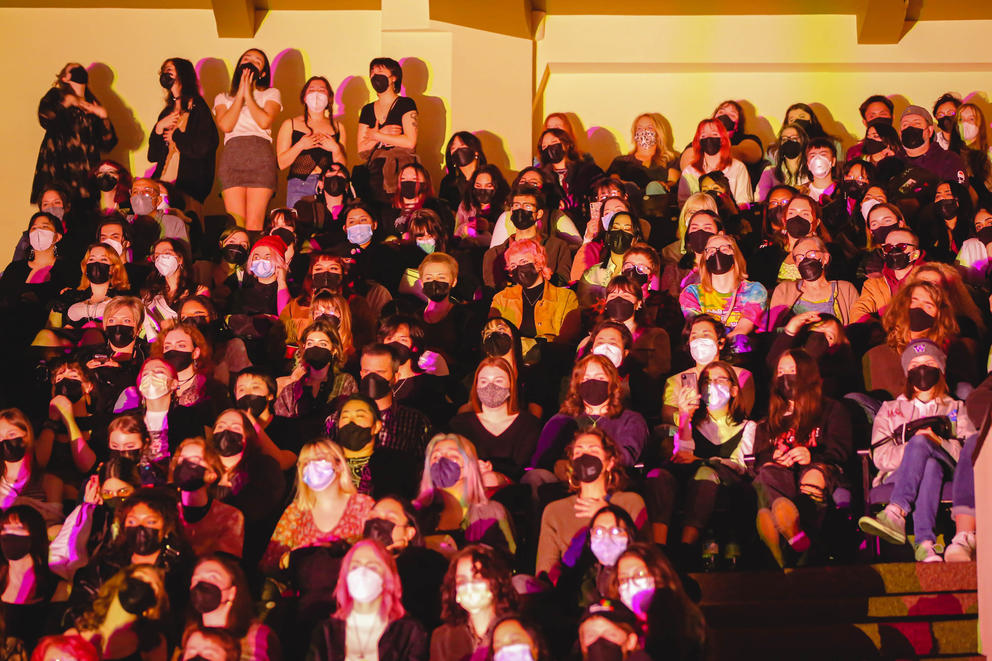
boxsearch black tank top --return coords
[289,118,339,181]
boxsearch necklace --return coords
[347,612,383,661]
[521,283,542,306]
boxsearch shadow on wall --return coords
[401,57,446,184]
[271,48,307,207]
[739,100,775,158]
[88,62,144,174]
[196,57,232,216]
[475,130,512,176]
[811,102,858,154]
[337,75,370,172]
[586,126,621,168]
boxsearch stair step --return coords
[701,591,978,627]
[692,561,977,602]
[709,619,978,660]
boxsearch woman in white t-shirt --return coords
[677,118,753,206]
[213,49,282,232]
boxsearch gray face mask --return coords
[130,193,156,216]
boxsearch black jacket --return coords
[147,96,219,202]
[306,615,427,661]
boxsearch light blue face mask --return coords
[347,224,374,246]
[250,258,275,279]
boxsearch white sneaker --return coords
[915,540,944,563]
[945,531,976,563]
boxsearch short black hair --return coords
[859,95,893,119]
[508,184,547,213]
[369,57,402,92]
[932,93,962,117]
[806,136,837,158]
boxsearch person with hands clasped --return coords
[767,235,859,330]
[213,49,281,232]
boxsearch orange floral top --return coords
[260,493,374,572]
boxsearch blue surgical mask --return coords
[347,224,374,246]
[250,259,275,279]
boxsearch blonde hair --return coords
[678,193,719,251]
[76,564,168,632]
[415,434,488,508]
[294,437,356,510]
[630,113,676,167]
[78,244,130,291]
[103,296,145,329]
[418,252,459,281]
[698,234,748,293]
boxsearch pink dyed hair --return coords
[333,540,406,622]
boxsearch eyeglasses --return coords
[591,526,628,541]
[701,376,733,387]
[880,242,917,254]
[793,250,824,261]
[511,203,537,212]
[703,245,734,257]
[618,568,652,583]
[623,264,650,275]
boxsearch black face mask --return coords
[578,378,610,406]
[119,576,157,615]
[511,263,540,288]
[69,66,89,85]
[105,324,135,348]
[361,372,393,400]
[323,175,348,197]
[540,143,566,164]
[399,180,420,199]
[483,331,513,357]
[871,223,896,244]
[236,394,269,418]
[272,227,295,248]
[785,215,812,239]
[901,126,926,150]
[842,180,868,200]
[884,249,913,271]
[451,147,475,167]
[110,448,141,464]
[303,346,333,370]
[337,421,374,451]
[159,72,174,90]
[606,230,634,255]
[236,62,260,86]
[621,267,648,286]
[125,525,161,556]
[163,349,194,372]
[798,257,824,282]
[423,280,450,303]
[103,496,127,512]
[473,188,495,205]
[779,140,803,160]
[571,453,604,483]
[793,118,812,133]
[716,113,736,133]
[387,341,413,365]
[213,429,245,457]
[370,74,390,94]
[937,116,956,133]
[907,364,942,391]
[86,261,111,285]
[977,226,992,246]
[312,271,342,292]
[775,373,797,400]
[55,377,85,403]
[699,136,722,156]
[510,208,536,230]
[363,517,396,548]
[939,198,959,220]
[862,138,887,156]
[705,251,735,275]
[908,307,936,332]
[190,581,223,614]
[96,173,119,192]
[173,459,207,491]
[316,313,340,329]
[1,437,26,463]
[605,297,635,322]
[221,245,248,266]
[0,534,31,561]
[586,638,624,661]
[686,229,715,255]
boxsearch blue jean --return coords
[951,433,978,518]
[888,434,954,544]
[286,173,320,209]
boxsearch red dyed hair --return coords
[31,635,100,661]
[690,119,732,173]
[333,540,406,622]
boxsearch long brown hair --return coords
[692,360,746,426]
[469,357,519,414]
[564,427,627,493]
[768,349,823,441]
[882,281,958,353]
[560,355,625,418]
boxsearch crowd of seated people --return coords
[1,49,990,660]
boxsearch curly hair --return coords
[883,281,959,353]
[78,243,130,291]
[907,262,986,335]
[564,427,628,493]
[297,318,346,371]
[150,319,212,374]
[108,487,182,555]
[440,544,519,626]
[560,354,625,418]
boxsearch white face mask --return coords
[305,92,329,114]
[592,343,624,369]
[808,155,833,179]
[959,121,979,143]
[455,579,494,613]
[704,382,732,409]
[250,258,276,279]
[861,198,880,220]
[689,338,719,365]
[619,576,655,616]
[346,566,384,603]
[302,459,336,491]
[494,644,535,661]
[139,374,171,400]
[103,238,124,257]
[154,254,179,277]
[29,228,56,252]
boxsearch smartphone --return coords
[680,371,698,392]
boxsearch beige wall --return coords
[536,14,992,167]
